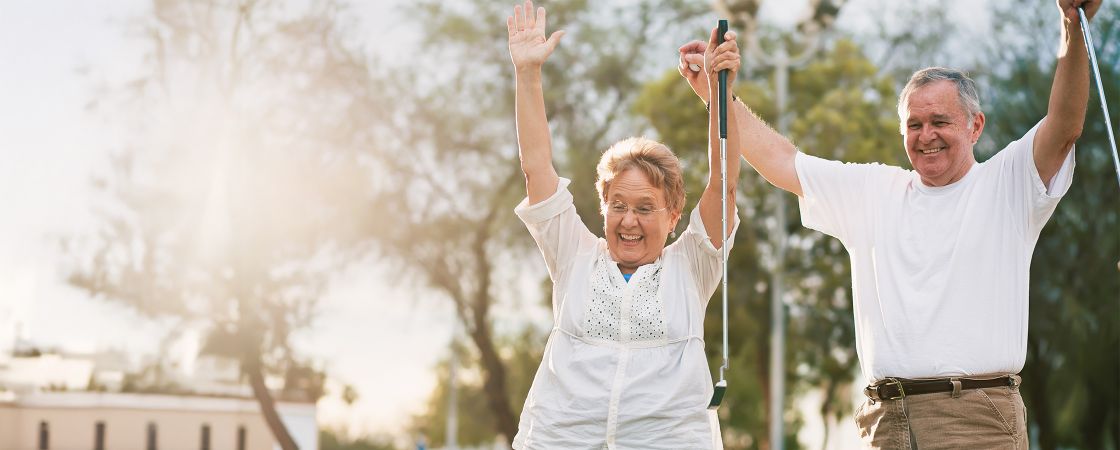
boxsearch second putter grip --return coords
[717,19,728,139]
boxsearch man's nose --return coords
[918,124,937,143]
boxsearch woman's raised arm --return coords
[508,0,565,204]
[698,27,742,248]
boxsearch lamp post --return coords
[712,2,842,448]
[446,325,459,450]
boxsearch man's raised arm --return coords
[1033,0,1101,185]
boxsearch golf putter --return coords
[709,18,730,411]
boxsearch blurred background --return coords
[0,0,1116,449]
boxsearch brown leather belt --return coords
[863,375,1020,402]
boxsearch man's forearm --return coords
[730,98,803,196]
[1048,18,1090,138]
[1035,14,1091,183]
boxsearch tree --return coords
[978,2,1120,448]
[360,0,708,444]
[66,1,373,447]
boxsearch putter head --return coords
[708,380,727,410]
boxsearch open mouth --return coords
[919,146,946,155]
[619,233,643,243]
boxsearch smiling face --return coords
[603,168,680,274]
[902,80,985,186]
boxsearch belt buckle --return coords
[865,378,906,402]
[863,385,880,403]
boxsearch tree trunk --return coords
[246,358,299,450]
[1081,374,1108,450]
[470,321,518,447]
[759,329,773,450]
[819,378,836,450]
[1024,340,1054,450]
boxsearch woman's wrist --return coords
[515,63,542,74]
[515,65,544,81]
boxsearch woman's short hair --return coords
[595,137,686,216]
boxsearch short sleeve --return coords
[984,120,1075,236]
[669,204,740,308]
[795,152,892,245]
[514,177,597,285]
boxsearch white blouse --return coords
[512,178,739,450]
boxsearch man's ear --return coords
[971,111,986,143]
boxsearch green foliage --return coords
[979,3,1120,449]
[319,429,397,450]
[790,40,903,164]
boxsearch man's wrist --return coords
[706,93,740,112]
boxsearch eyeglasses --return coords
[604,200,668,218]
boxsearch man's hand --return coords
[1057,0,1100,22]
[705,28,740,95]
[507,0,565,71]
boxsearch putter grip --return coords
[718,19,728,139]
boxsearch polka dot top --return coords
[583,253,667,343]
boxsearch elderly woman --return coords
[507,1,742,448]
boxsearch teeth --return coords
[620,234,642,241]
[920,147,945,154]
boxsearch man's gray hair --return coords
[897,67,981,134]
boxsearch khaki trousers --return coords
[855,380,1028,449]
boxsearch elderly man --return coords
[678,0,1100,447]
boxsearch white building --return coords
[0,391,317,450]
[0,350,318,450]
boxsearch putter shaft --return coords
[1077,7,1120,190]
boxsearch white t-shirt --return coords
[513,177,738,450]
[795,122,1075,384]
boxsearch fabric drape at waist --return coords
[553,327,704,350]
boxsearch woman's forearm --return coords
[515,67,559,204]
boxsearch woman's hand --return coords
[678,40,710,102]
[507,0,566,71]
[704,27,740,95]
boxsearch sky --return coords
[0,0,152,357]
[0,0,1016,446]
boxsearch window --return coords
[146,422,157,450]
[236,426,246,450]
[38,421,48,450]
[200,424,210,450]
[94,421,106,450]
